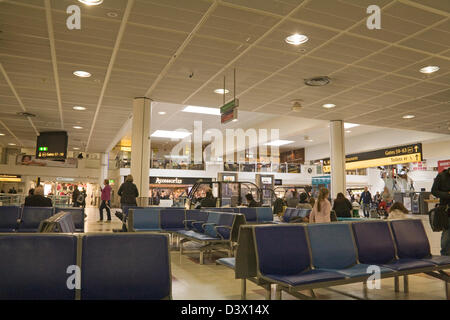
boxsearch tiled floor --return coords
[85,207,448,300]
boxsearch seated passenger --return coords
[245,193,259,207]
[309,187,331,223]
[199,190,216,208]
[296,192,312,210]
[24,185,52,207]
[332,192,352,218]
[286,190,299,208]
[24,188,34,204]
[387,202,409,219]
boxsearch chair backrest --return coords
[283,207,296,222]
[389,219,431,259]
[55,212,76,233]
[256,207,273,222]
[0,206,21,231]
[81,233,171,299]
[129,208,160,231]
[20,207,54,231]
[160,208,185,230]
[297,208,311,218]
[206,213,236,238]
[254,225,310,275]
[0,234,77,299]
[352,221,396,264]
[186,210,208,222]
[122,206,143,215]
[307,223,357,269]
[55,207,84,230]
[239,207,257,222]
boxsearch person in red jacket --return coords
[99,179,112,222]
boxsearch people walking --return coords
[99,179,112,222]
[359,187,372,218]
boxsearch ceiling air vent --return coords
[17,112,36,117]
[304,76,331,86]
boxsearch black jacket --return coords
[118,181,139,205]
[200,196,216,208]
[333,198,352,217]
[248,200,259,208]
[24,195,53,207]
[431,169,450,206]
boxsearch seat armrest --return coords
[214,225,232,240]
[202,222,217,228]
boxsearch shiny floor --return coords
[85,207,447,300]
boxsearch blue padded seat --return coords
[307,223,395,278]
[282,208,296,222]
[192,211,219,233]
[19,207,54,232]
[81,233,171,300]
[217,257,236,269]
[160,208,185,231]
[0,234,77,299]
[381,259,434,271]
[256,207,273,223]
[0,206,21,232]
[185,210,208,229]
[131,208,160,231]
[239,207,257,222]
[389,219,449,266]
[254,225,345,285]
[55,207,84,231]
[212,213,235,239]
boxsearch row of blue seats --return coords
[0,206,84,232]
[39,211,78,233]
[218,219,450,300]
[123,206,272,224]
[0,233,171,300]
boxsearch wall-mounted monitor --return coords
[36,131,68,160]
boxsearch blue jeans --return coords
[362,203,371,218]
[441,217,450,256]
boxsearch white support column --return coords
[131,97,151,207]
[100,152,109,185]
[329,120,346,198]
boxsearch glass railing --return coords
[151,160,205,170]
[0,194,72,207]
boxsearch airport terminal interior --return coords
[0,0,450,303]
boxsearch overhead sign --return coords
[36,131,68,160]
[322,143,422,173]
[0,174,21,182]
[220,99,239,124]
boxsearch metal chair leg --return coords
[445,281,449,300]
[310,289,316,298]
[200,251,204,265]
[404,275,409,294]
[394,276,400,293]
[240,279,246,300]
[264,285,271,300]
[275,285,282,300]
[363,281,368,299]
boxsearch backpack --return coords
[429,205,449,232]
[77,194,84,204]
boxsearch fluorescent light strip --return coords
[182,105,220,115]
[151,130,192,139]
[265,140,294,146]
[344,123,360,129]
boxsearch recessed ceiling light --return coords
[182,105,220,115]
[345,130,352,133]
[151,130,192,139]
[214,89,229,95]
[402,115,415,119]
[8,143,16,146]
[322,103,336,109]
[158,111,167,115]
[73,70,91,78]
[78,0,103,5]
[73,106,86,111]
[265,140,294,146]
[285,34,309,45]
[0,133,5,136]
[420,66,439,74]
[107,12,118,18]
[344,123,360,129]
[73,147,80,150]
[73,126,83,129]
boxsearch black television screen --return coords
[36,131,68,160]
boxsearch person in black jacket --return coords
[118,175,139,208]
[359,187,372,218]
[24,185,52,207]
[199,190,216,208]
[245,193,258,207]
[431,168,450,256]
[333,192,352,218]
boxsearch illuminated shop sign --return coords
[0,174,22,182]
[149,177,212,185]
[322,143,422,173]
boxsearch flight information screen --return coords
[35,131,68,160]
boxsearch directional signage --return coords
[220,99,239,124]
[322,143,422,173]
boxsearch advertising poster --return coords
[17,154,77,168]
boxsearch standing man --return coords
[99,179,112,222]
[360,187,372,218]
[431,168,450,256]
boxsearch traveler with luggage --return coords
[333,192,352,218]
[99,179,112,223]
[431,168,450,256]
[359,187,372,218]
[118,175,139,209]
[309,187,331,223]
[381,186,393,211]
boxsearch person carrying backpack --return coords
[431,168,450,256]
